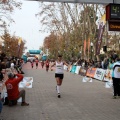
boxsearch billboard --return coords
[29,50,41,54]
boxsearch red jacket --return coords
[5,74,23,100]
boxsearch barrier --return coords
[65,65,113,82]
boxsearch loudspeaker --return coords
[103,46,107,52]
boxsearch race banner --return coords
[70,65,77,73]
[84,40,86,56]
[94,68,106,81]
[104,69,112,82]
[75,66,81,74]
[19,77,33,88]
[105,81,113,88]
[96,14,106,55]
[86,68,96,78]
[79,67,87,76]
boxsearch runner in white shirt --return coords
[51,55,69,98]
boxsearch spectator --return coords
[5,73,29,106]
[111,58,120,99]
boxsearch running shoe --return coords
[58,93,61,98]
[112,96,117,99]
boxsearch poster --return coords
[82,76,92,82]
[94,68,106,81]
[86,68,96,78]
[19,77,33,88]
[75,66,81,74]
[104,69,112,82]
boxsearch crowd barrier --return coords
[64,65,112,82]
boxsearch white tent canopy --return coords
[27,0,120,4]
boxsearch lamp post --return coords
[90,42,93,60]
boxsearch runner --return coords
[51,55,69,98]
[35,58,39,69]
[41,60,44,68]
[45,59,49,72]
[31,61,34,69]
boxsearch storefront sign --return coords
[108,21,120,31]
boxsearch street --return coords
[1,62,120,120]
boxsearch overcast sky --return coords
[9,0,49,53]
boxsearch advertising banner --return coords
[70,65,77,73]
[86,68,97,78]
[75,66,81,74]
[104,69,112,82]
[96,14,106,55]
[79,67,87,76]
[19,77,33,88]
[94,68,106,81]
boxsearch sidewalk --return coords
[0,63,120,120]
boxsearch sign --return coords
[75,66,81,74]
[86,68,96,78]
[19,77,33,88]
[106,3,120,20]
[70,65,76,73]
[96,14,106,55]
[104,69,112,82]
[29,50,41,54]
[94,68,106,81]
[108,21,120,31]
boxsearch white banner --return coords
[64,65,68,71]
[94,68,106,81]
[75,66,81,74]
[19,77,33,88]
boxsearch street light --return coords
[90,42,93,60]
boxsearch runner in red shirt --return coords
[46,59,49,72]
[5,73,29,106]
[35,58,39,69]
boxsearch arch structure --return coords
[26,0,120,4]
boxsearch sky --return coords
[9,0,49,53]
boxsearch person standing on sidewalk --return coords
[112,58,120,99]
[51,55,69,98]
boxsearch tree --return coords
[0,0,22,32]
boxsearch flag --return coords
[88,38,90,59]
[84,40,86,56]
[96,14,106,55]
[17,37,22,57]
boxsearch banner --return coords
[79,67,87,76]
[96,14,106,55]
[17,37,22,57]
[75,66,81,74]
[94,68,106,81]
[86,68,96,78]
[70,65,77,73]
[19,77,33,88]
[84,40,86,56]
[88,38,90,59]
[104,69,112,82]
